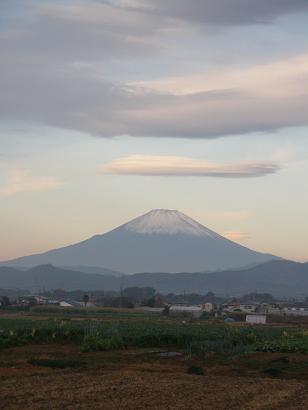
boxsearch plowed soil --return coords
[1,345,308,410]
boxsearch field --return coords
[2,308,308,409]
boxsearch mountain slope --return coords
[0,261,307,296]
[1,209,279,273]
[124,260,308,296]
[61,265,124,277]
[0,265,119,291]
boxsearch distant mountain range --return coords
[1,209,279,273]
[1,260,308,297]
[0,265,119,292]
[61,266,124,277]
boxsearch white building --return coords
[246,314,267,324]
[169,304,203,318]
[282,306,308,316]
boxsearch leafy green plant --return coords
[1,315,307,360]
[81,335,125,352]
[256,339,308,354]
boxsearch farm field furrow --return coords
[2,310,308,409]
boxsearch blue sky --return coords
[0,1,308,261]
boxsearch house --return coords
[202,302,214,313]
[282,305,308,316]
[260,303,308,317]
[221,303,238,313]
[259,303,282,315]
[17,295,49,306]
[222,303,257,314]
[46,299,60,305]
[58,299,96,308]
[239,304,258,313]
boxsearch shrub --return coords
[81,335,125,352]
[263,367,283,377]
[187,365,204,375]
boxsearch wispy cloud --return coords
[0,170,64,197]
[127,0,308,26]
[101,155,281,178]
[131,54,308,97]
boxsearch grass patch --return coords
[28,358,86,369]
[232,354,308,380]
[0,360,16,367]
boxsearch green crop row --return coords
[1,316,308,357]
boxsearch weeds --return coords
[262,367,283,377]
[187,365,204,375]
[28,358,86,369]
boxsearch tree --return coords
[154,294,165,307]
[83,294,89,307]
[1,296,10,308]
[142,296,156,307]
[162,305,170,316]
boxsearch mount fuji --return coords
[2,209,279,273]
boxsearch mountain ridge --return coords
[0,260,307,297]
[1,209,279,273]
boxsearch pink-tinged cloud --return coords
[0,170,64,197]
[101,155,281,178]
[223,231,251,241]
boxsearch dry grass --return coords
[1,345,308,409]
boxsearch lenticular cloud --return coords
[101,155,280,178]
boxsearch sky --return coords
[0,0,308,262]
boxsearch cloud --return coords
[0,1,161,62]
[132,54,308,96]
[101,155,280,178]
[129,0,308,26]
[0,170,64,197]
[117,54,308,138]
[1,1,308,139]
[1,50,308,138]
[0,0,36,26]
[223,231,251,241]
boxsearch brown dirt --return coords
[1,345,308,409]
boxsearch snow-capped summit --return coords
[2,209,279,273]
[122,209,220,237]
